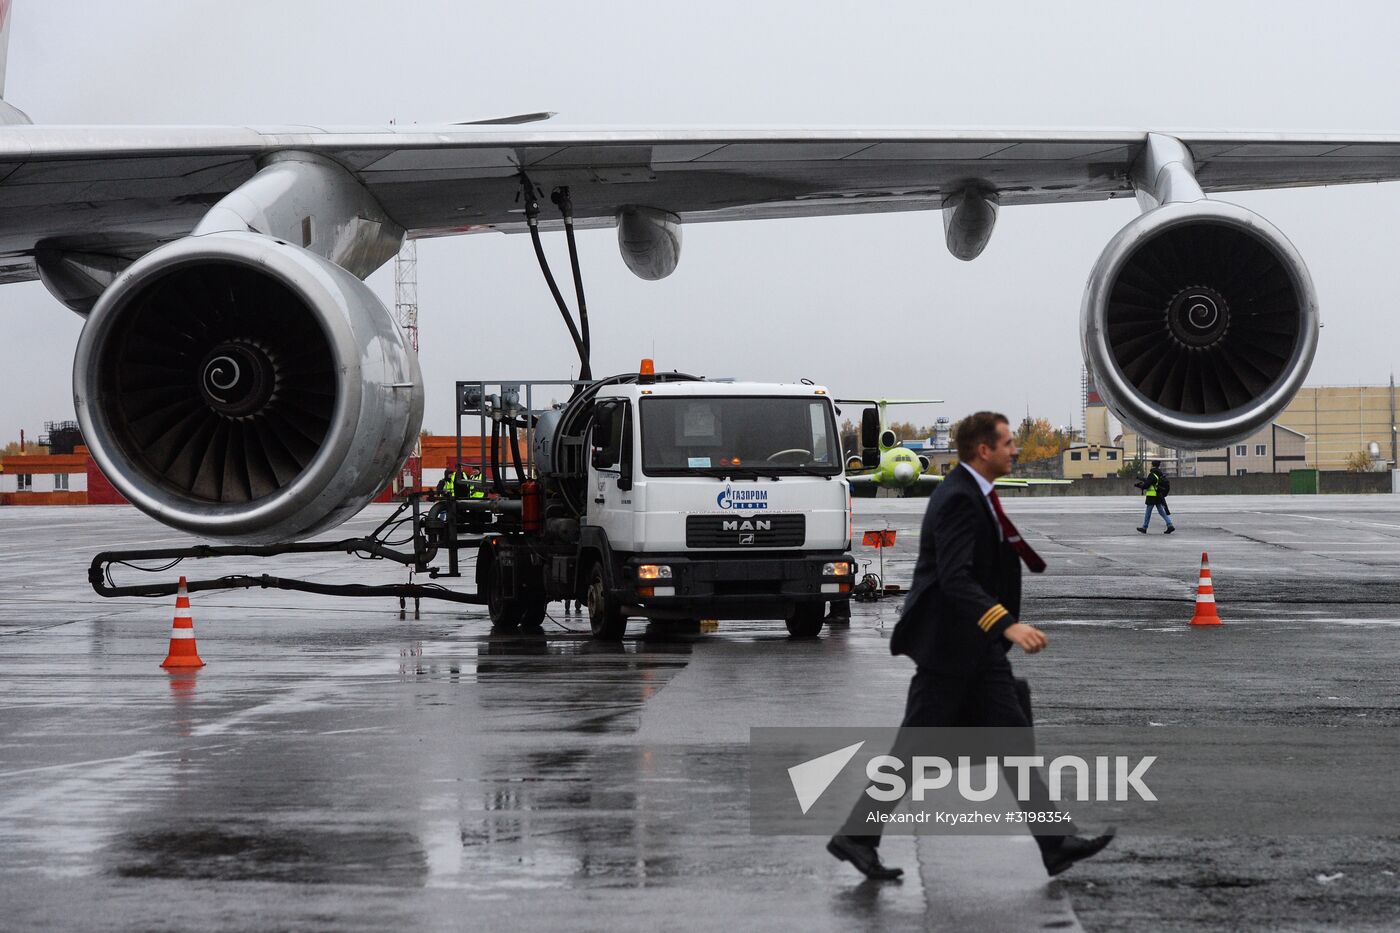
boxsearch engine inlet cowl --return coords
[74,232,423,543]
[1081,200,1318,450]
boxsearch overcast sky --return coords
[4,0,1400,445]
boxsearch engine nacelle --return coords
[73,231,423,543]
[1082,201,1319,450]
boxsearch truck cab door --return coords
[586,401,635,549]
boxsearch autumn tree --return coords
[1014,416,1069,463]
[887,420,934,441]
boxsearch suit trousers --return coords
[846,654,1073,853]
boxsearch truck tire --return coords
[586,562,626,641]
[483,555,520,632]
[786,603,825,638]
[483,549,549,633]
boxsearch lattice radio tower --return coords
[1080,366,1088,438]
[394,239,419,353]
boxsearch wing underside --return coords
[6,125,1400,282]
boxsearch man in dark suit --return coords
[827,411,1114,880]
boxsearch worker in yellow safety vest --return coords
[1134,460,1175,534]
[454,464,487,499]
[435,468,455,499]
[464,462,487,493]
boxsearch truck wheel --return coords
[786,603,825,638]
[586,563,626,641]
[484,555,520,631]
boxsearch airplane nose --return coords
[893,462,915,484]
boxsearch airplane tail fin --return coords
[0,0,33,124]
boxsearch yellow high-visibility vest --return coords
[465,470,486,499]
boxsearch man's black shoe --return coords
[1135,527,1147,534]
[827,835,904,881]
[1042,829,1115,877]
[1164,526,1176,534]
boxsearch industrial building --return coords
[0,445,127,506]
[1275,384,1398,472]
[1089,368,1397,477]
[1061,442,1126,479]
[1194,423,1309,477]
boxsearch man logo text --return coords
[723,519,772,532]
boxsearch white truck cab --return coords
[577,380,853,636]
[473,374,856,640]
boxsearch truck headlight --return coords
[822,561,852,576]
[637,564,673,580]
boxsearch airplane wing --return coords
[913,474,1070,487]
[846,473,880,485]
[9,125,1400,283]
[836,398,944,406]
[19,120,1387,543]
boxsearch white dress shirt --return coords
[961,462,1002,540]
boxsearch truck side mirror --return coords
[860,408,880,467]
[860,408,879,449]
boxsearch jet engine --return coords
[1082,200,1318,449]
[73,231,423,543]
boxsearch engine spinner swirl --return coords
[199,340,277,419]
[1166,285,1230,349]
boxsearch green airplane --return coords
[839,398,1072,491]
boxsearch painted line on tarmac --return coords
[0,749,179,781]
[1271,512,1400,533]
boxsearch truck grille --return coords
[686,514,805,548]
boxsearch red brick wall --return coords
[373,456,423,502]
[0,492,88,506]
[0,451,89,474]
[86,458,129,505]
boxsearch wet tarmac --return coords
[2,496,1399,931]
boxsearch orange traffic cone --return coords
[161,576,206,668]
[1189,552,1222,626]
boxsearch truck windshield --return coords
[640,396,842,476]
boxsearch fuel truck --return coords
[446,366,856,640]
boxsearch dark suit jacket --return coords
[890,464,1022,672]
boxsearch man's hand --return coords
[1004,622,1047,654]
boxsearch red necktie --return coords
[989,490,1046,574]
